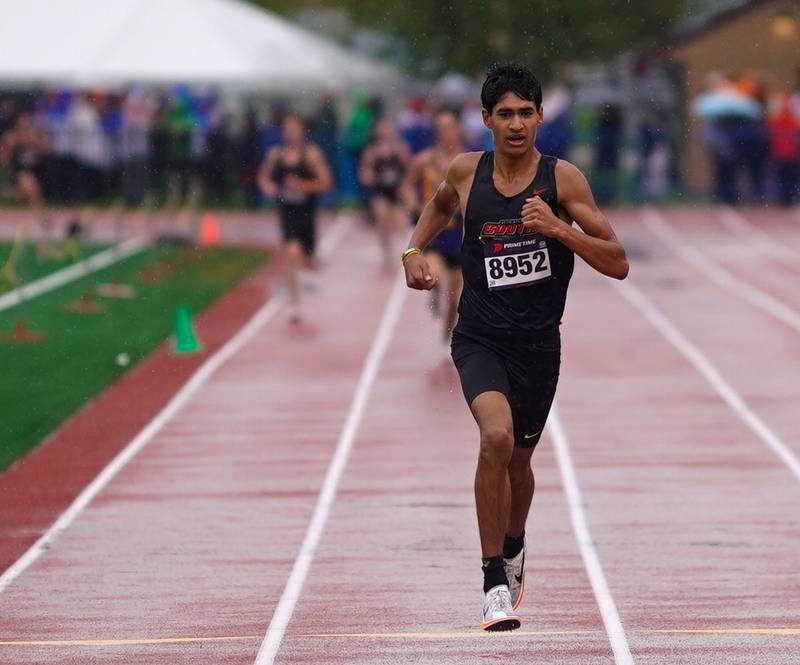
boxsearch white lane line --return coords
[0,215,351,594]
[615,278,800,482]
[254,273,408,665]
[642,207,800,334]
[715,206,800,263]
[548,403,635,665]
[0,237,147,312]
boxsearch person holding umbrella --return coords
[693,73,764,204]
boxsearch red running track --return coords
[0,207,798,664]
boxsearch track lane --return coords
[276,277,619,664]
[619,206,800,463]
[556,227,800,663]
[0,217,397,665]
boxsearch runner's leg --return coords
[285,239,303,308]
[470,391,514,558]
[507,446,535,537]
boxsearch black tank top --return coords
[456,151,574,337]
[373,150,405,190]
[274,148,315,207]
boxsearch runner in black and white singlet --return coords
[359,119,411,273]
[402,63,629,632]
[258,113,332,323]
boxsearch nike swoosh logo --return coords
[532,187,548,196]
[523,430,542,440]
[515,551,525,584]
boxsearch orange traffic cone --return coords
[199,213,220,247]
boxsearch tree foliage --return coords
[255,1,684,78]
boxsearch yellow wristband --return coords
[401,247,421,263]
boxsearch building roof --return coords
[669,0,799,45]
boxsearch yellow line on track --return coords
[0,627,797,648]
[0,636,259,647]
[655,628,800,636]
[296,630,599,639]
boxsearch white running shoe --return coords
[504,537,526,610]
[481,584,521,632]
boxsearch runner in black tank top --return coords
[457,151,573,336]
[257,113,332,323]
[273,147,317,255]
[401,64,629,633]
[359,119,411,273]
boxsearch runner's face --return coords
[283,117,305,146]
[483,92,542,156]
[375,120,394,142]
[435,114,461,148]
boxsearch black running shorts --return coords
[451,325,561,448]
[279,203,316,255]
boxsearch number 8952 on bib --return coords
[482,235,552,290]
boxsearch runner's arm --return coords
[407,164,461,251]
[521,160,629,280]
[400,152,424,212]
[358,145,375,187]
[403,155,465,290]
[304,145,333,194]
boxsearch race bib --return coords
[378,166,401,187]
[281,185,308,205]
[481,235,552,290]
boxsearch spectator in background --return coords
[769,91,800,206]
[343,89,376,207]
[120,88,153,206]
[68,93,109,202]
[736,71,769,203]
[593,104,623,204]
[237,108,263,208]
[164,95,194,206]
[344,89,375,173]
[100,93,124,201]
[0,97,17,137]
[397,94,434,154]
[462,98,491,151]
[149,98,170,205]
[41,89,74,202]
[203,103,232,206]
[312,94,340,206]
[635,111,670,202]
[536,85,572,160]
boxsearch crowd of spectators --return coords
[695,71,800,206]
[0,87,289,208]
[3,75,796,211]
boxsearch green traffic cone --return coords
[173,305,202,354]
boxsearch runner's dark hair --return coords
[481,63,542,113]
[434,106,461,122]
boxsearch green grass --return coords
[0,243,268,470]
[0,241,110,294]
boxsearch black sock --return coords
[503,531,525,559]
[482,555,508,593]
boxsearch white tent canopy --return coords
[0,0,402,92]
